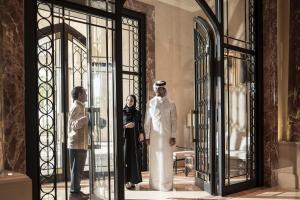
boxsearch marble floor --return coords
[48,170,300,200]
[126,187,300,200]
[127,171,300,200]
[125,170,300,200]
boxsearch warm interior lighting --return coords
[256,192,283,196]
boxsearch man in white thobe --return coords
[144,80,177,191]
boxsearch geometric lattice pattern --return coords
[122,17,141,110]
[194,21,212,183]
[37,2,57,199]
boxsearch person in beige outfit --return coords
[68,86,89,196]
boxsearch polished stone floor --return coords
[126,171,300,200]
[48,170,300,200]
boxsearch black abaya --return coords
[123,108,143,184]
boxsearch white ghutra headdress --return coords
[153,80,166,92]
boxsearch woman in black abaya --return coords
[123,95,144,189]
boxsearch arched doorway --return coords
[193,16,215,194]
[194,0,262,195]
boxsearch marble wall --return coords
[124,0,156,100]
[277,0,290,142]
[0,0,26,173]
[288,0,300,142]
[263,0,279,186]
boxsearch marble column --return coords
[288,0,300,142]
[0,0,25,173]
[263,0,279,186]
[124,0,155,99]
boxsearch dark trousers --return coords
[69,149,87,193]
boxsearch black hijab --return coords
[123,95,137,122]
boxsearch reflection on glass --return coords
[194,19,212,182]
[223,0,254,50]
[122,17,141,110]
[64,0,115,13]
[224,50,255,186]
[37,3,115,199]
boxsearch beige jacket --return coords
[67,100,89,150]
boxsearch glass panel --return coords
[122,74,139,107]
[224,49,255,186]
[122,16,148,199]
[89,17,115,199]
[223,0,255,50]
[37,2,57,199]
[194,18,212,184]
[37,2,115,199]
[64,0,115,13]
[122,17,141,110]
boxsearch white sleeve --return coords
[170,103,177,138]
[144,103,151,139]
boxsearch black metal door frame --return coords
[195,0,263,196]
[25,0,262,198]
[194,16,215,194]
[121,8,147,171]
[25,0,124,199]
[36,23,89,183]
[121,8,146,120]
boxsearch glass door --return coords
[193,16,215,194]
[88,15,115,199]
[121,9,147,173]
[221,0,257,195]
[36,1,118,199]
[194,0,259,196]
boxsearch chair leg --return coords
[173,160,175,173]
[185,166,188,176]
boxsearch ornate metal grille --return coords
[71,41,88,87]
[248,0,256,180]
[194,0,258,195]
[195,33,209,181]
[36,2,117,199]
[194,27,211,182]
[37,2,57,199]
[223,0,256,186]
[122,17,142,110]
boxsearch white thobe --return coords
[144,96,177,191]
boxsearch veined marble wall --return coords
[288,0,300,142]
[0,14,3,172]
[124,0,155,100]
[263,0,279,186]
[0,0,25,173]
